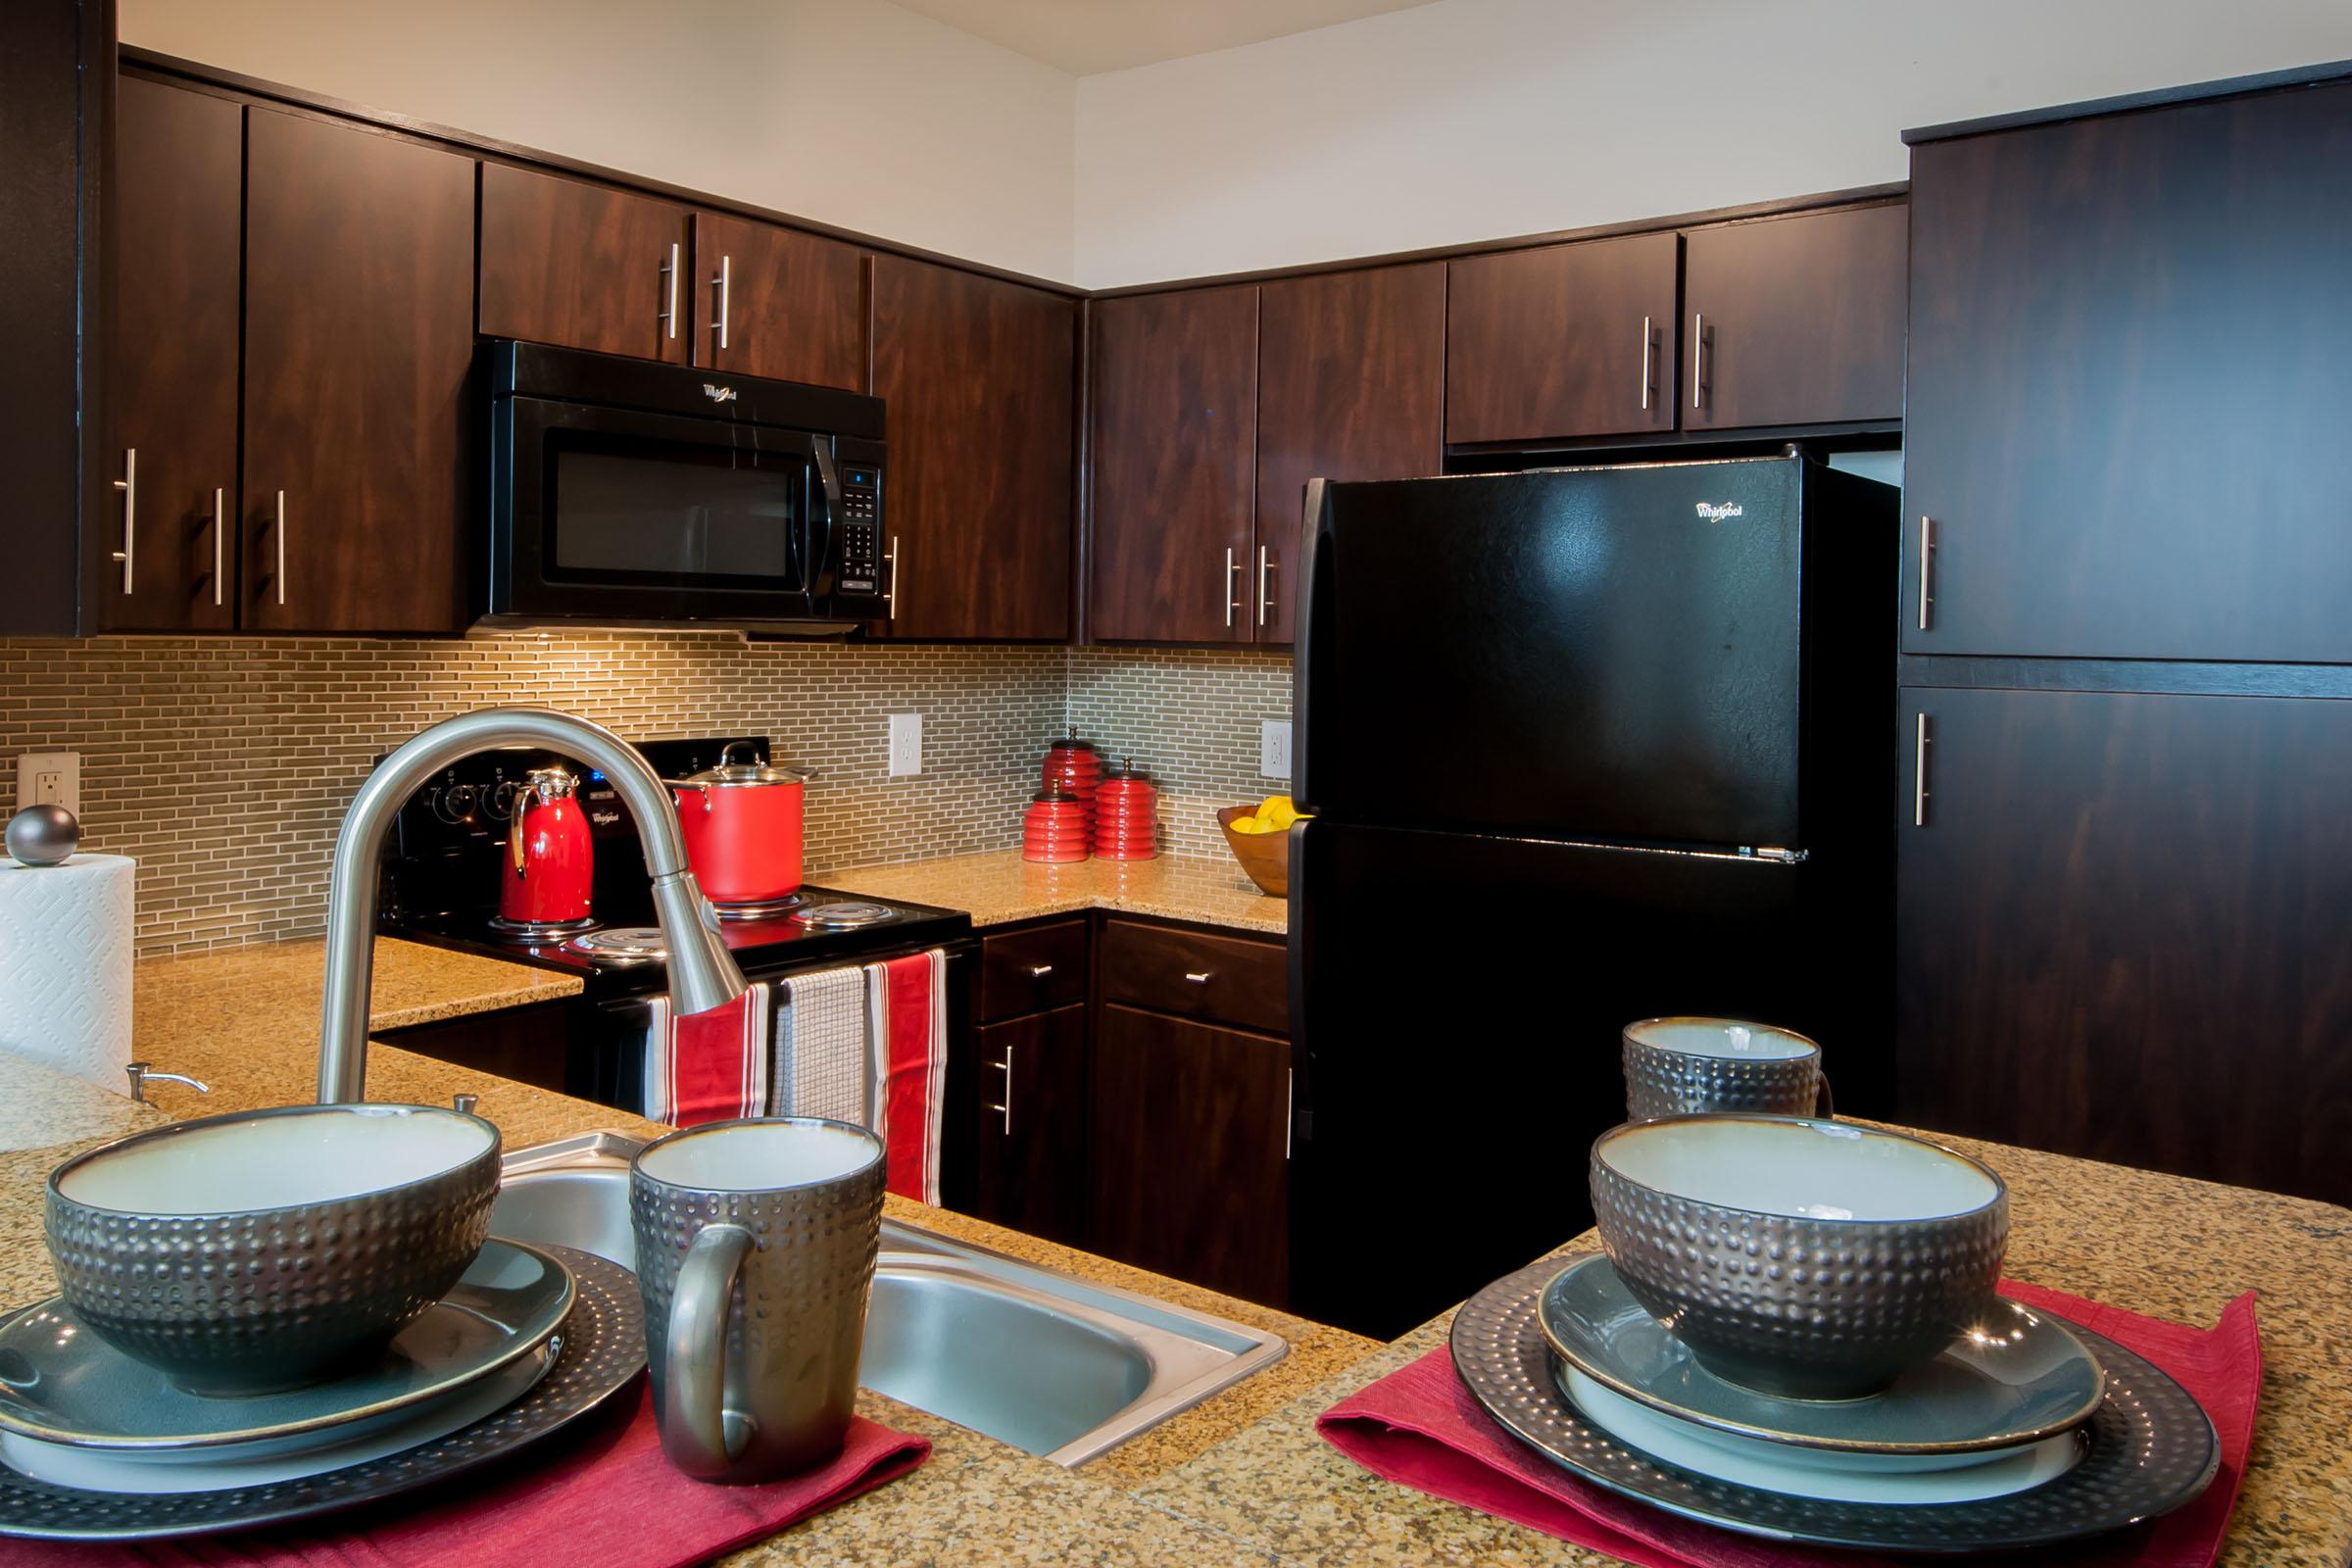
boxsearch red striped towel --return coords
[640,982,771,1128]
[865,951,946,1203]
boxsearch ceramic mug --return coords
[628,1117,886,1483]
[1620,1017,1833,1121]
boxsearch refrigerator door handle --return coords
[1293,478,1333,814]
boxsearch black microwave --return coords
[480,340,889,636]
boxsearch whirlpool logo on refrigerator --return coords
[1694,502,1744,522]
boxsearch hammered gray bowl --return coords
[1621,1016,1828,1120]
[1590,1115,2009,1400]
[44,1103,501,1396]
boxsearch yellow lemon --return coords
[1257,795,1300,831]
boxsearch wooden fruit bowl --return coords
[1217,806,1290,898]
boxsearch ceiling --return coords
[893,0,1443,75]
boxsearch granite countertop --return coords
[5,938,2346,1563]
[829,849,1288,935]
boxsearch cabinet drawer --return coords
[977,919,1089,1021]
[1100,918,1287,1036]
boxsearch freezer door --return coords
[1286,819,1881,1340]
[1297,458,1804,848]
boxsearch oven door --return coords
[487,395,850,630]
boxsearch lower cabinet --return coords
[1089,1005,1290,1308]
[972,1004,1090,1248]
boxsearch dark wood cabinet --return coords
[1896,686,2352,1206]
[1088,286,1258,643]
[1683,204,1906,431]
[972,1004,1090,1247]
[1090,1004,1290,1306]
[870,258,1076,640]
[1254,264,1445,643]
[102,77,241,631]
[1903,79,2352,661]
[1446,233,1679,445]
[478,164,691,366]
[691,213,865,390]
[1099,918,1290,1038]
[241,108,474,633]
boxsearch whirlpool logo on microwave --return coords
[1695,501,1744,521]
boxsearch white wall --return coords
[119,0,1079,281]
[1073,0,2352,286]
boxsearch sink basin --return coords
[492,1132,1286,1466]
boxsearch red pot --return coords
[668,743,807,905]
[500,767,595,925]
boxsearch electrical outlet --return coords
[887,713,923,777]
[1259,720,1293,781]
[16,752,81,816]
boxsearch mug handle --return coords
[663,1221,756,1477]
[1814,1070,1837,1120]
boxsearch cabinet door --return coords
[1903,81,2352,659]
[242,109,474,632]
[102,77,241,631]
[1683,204,1906,430]
[1091,1005,1289,1306]
[478,164,690,365]
[1896,687,2352,1206]
[869,258,1075,639]
[1254,264,1445,643]
[1446,233,1678,444]
[1088,287,1257,643]
[691,214,865,390]
[972,1004,1089,1247]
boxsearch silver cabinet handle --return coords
[273,490,287,606]
[990,1047,1013,1134]
[111,448,135,594]
[1027,963,1054,978]
[1639,317,1652,412]
[711,252,731,351]
[884,534,900,621]
[1917,515,1935,631]
[1285,1067,1294,1160]
[1692,313,1706,410]
[1257,545,1277,627]
[1183,970,1212,985]
[660,241,679,341]
[211,486,225,608]
[1224,547,1244,628]
[1913,712,1931,827]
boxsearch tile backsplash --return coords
[0,635,1291,956]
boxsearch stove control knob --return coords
[443,782,478,821]
[487,779,519,819]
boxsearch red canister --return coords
[1043,730,1101,836]
[1093,759,1158,861]
[499,766,595,926]
[1022,782,1092,863]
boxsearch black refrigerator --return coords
[1287,454,1896,1339]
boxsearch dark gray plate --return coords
[1451,1256,2220,1553]
[1539,1254,2107,1455]
[0,1239,576,1451]
[0,1246,644,1543]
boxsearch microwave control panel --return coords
[835,460,885,596]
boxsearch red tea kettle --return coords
[497,766,594,928]
[669,743,808,907]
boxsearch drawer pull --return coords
[991,1049,1012,1134]
[1027,963,1054,978]
[1182,971,1212,985]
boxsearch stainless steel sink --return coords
[492,1132,1286,1466]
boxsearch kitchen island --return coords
[1,942,2346,1564]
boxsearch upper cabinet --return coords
[103,76,242,631]
[242,108,475,633]
[869,258,1076,640]
[478,165,692,365]
[1446,233,1680,445]
[689,213,865,389]
[1254,265,1446,643]
[1089,287,1260,644]
[1903,78,2352,661]
[1683,204,1906,431]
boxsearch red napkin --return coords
[650,982,773,1129]
[873,951,946,1203]
[25,1383,929,1568]
[1318,1279,2261,1568]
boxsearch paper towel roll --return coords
[0,853,134,1094]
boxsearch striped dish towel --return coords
[778,965,870,1126]
[639,982,772,1129]
[866,950,948,1204]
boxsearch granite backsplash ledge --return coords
[0,636,1293,956]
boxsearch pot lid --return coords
[671,741,807,789]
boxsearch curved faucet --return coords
[317,708,749,1102]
